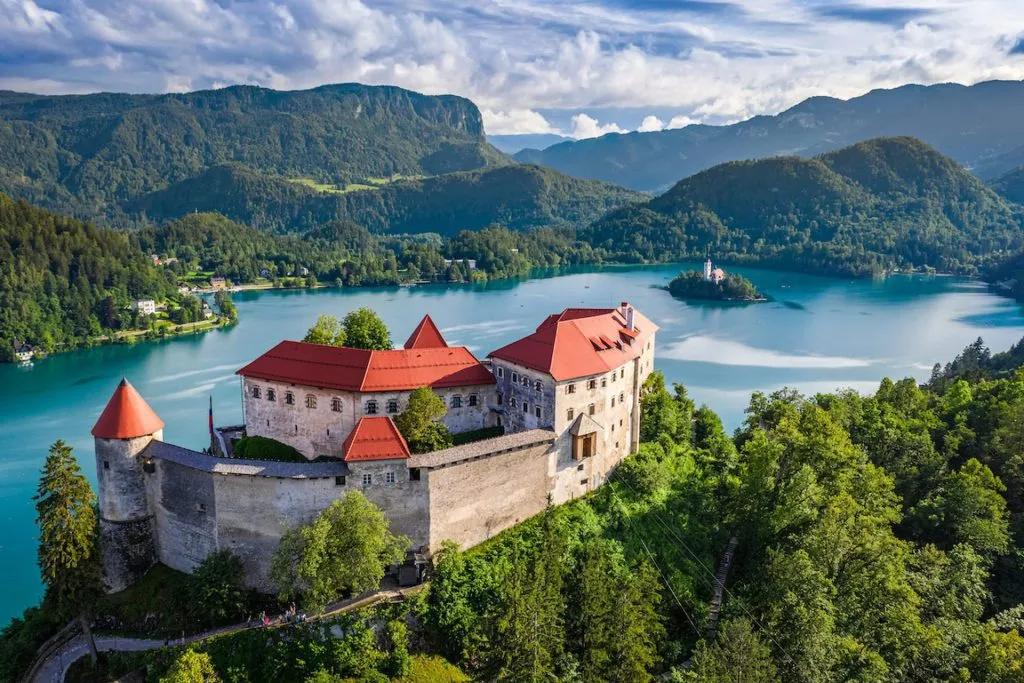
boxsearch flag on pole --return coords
[208,395,214,436]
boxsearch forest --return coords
[0,194,177,361]
[580,137,1024,278]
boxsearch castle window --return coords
[612,397,616,407]
[578,463,585,471]
[611,423,615,432]
[196,503,206,513]
[468,394,478,407]
[335,476,346,486]
[512,371,519,383]
[522,401,529,413]
[611,372,616,383]
[510,397,517,408]
[566,384,576,394]
[497,392,503,405]
[266,419,269,427]
[365,400,378,415]
[567,408,574,421]
[267,388,276,402]
[581,478,588,485]
[497,366,504,378]
[619,392,625,403]
[621,369,625,379]
[410,468,421,481]
[451,395,463,409]
[306,394,317,409]
[387,399,399,413]
[251,385,261,399]
[362,473,372,487]
[284,391,295,405]
[589,403,595,416]
[535,406,542,418]
[534,380,542,392]
[103,461,109,470]
[294,424,298,434]
[587,379,597,390]
[521,376,529,387]
[385,472,396,486]
[332,397,342,412]
[601,378,607,388]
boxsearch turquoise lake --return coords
[3,262,1024,625]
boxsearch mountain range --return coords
[579,137,1022,277]
[514,80,1024,192]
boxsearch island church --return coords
[92,303,657,592]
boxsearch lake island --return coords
[666,258,768,302]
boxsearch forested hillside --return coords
[580,137,1022,277]
[0,83,508,224]
[515,80,1024,191]
[992,167,1024,205]
[418,333,1024,681]
[0,195,175,359]
[135,212,602,286]
[128,163,644,235]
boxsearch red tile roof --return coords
[488,305,657,381]
[404,314,448,349]
[92,378,165,439]
[343,416,411,462]
[237,341,494,392]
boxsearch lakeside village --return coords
[93,302,656,595]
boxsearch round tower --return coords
[92,378,164,592]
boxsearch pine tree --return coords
[34,440,102,665]
[608,560,664,683]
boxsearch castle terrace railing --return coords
[407,429,556,470]
[143,440,350,479]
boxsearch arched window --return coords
[451,395,463,409]
[365,400,378,415]
[267,388,276,402]
[284,391,295,405]
[306,394,317,409]
[387,399,399,413]
[331,397,342,412]
[250,385,261,399]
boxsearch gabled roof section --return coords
[569,413,603,436]
[343,417,411,462]
[404,314,448,349]
[237,341,494,393]
[92,378,165,439]
[488,305,658,382]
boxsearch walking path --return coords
[29,587,419,683]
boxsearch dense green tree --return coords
[687,618,780,683]
[189,549,246,627]
[160,649,221,683]
[269,492,408,611]
[303,315,347,347]
[33,440,101,665]
[342,308,392,350]
[394,387,453,454]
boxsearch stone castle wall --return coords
[242,379,495,459]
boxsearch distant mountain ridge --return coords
[580,137,1022,277]
[0,83,509,224]
[127,163,646,235]
[515,80,1024,192]
[992,167,1024,205]
[487,133,573,154]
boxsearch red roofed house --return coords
[488,301,657,503]
[237,315,495,461]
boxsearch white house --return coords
[133,299,156,316]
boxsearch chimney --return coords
[619,301,629,317]
[626,306,635,332]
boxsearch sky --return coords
[3,0,1024,138]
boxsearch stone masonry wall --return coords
[242,379,494,459]
[425,441,553,549]
[147,457,218,576]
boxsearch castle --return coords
[92,303,657,592]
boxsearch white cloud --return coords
[637,115,664,132]
[0,0,1022,127]
[481,108,556,135]
[661,335,872,368]
[666,114,698,129]
[568,112,626,139]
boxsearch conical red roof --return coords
[92,378,165,439]
[403,314,448,349]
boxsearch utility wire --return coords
[612,472,796,665]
